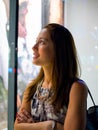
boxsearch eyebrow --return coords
[36,38,48,41]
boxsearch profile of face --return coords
[32,23,76,75]
[32,28,54,67]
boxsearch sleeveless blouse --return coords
[31,81,67,124]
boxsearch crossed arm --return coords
[14,107,63,130]
[14,81,87,130]
[14,92,63,130]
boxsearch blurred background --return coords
[0,0,98,129]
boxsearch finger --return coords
[22,109,31,118]
[27,117,34,123]
[17,112,28,122]
[17,116,24,123]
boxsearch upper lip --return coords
[33,52,39,57]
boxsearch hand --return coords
[43,120,54,130]
[46,120,64,130]
[16,108,34,123]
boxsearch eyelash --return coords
[36,40,45,46]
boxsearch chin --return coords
[32,60,40,66]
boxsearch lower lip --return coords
[33,56,39,59]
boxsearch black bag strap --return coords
[88,88,96,106]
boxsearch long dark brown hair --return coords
[25,23,81,109]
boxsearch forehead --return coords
[37,28,50,39]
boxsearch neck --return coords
[42,66,52,88]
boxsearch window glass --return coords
[0,0,9,129]
[17,0,41,110]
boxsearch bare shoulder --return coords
[65,80,88,130]
[71,79,88,93]
[69,79,88,103]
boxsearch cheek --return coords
[40,47,54,61]
[46,50,54,62]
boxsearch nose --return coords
[32,43,38,50]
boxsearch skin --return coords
[17,94,22,109]
[32,28,55,83]
[14,28,88,130]
[64,82,87,130]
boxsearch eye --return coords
[39,39,45,45]
[36,39,46,46]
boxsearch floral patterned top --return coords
[31,81,67,124]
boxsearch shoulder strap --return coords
[88,89,96,106]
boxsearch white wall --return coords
[64,0,98,108]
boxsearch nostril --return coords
[32,44,38,50]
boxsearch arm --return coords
[16,106,64,130]
[64,81,88,130]
[14,90,55,130]
[14,89,32,130]
[16,109,64,130]
[17,94,22,109]
[14,120,54,130]
[16,108,64,130]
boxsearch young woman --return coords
[14,23,88,130]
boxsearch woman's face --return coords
[32,28,54,67]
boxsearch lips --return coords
[33,53,39,59]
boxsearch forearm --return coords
[14,122,43,130]
[15,108,64,130]
[14,121,64,130]
[14,120,52,130]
